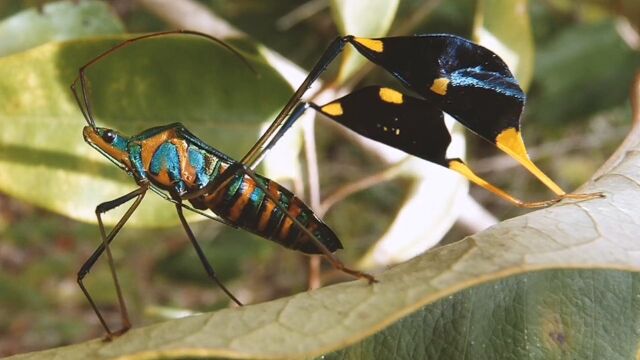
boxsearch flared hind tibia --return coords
[495,128,604,202]
[448,159,561,208]
[495,128,566,196]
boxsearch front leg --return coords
[77,184,148,340]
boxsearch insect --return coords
[251,34,603,208]
[74,30,602,339]
[72,30,375,339]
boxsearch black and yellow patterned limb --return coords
[447,159,560,208]
[494,128,603,201]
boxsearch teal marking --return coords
[127,143,147,181]
[152,143,180,178]
[188,147,209,188]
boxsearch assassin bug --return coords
[72,30,375,339]
[252,34,603,208]
[74,30,602,339]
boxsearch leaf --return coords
[10,109,640,359]
[0,36,291,227]
[473,0,534,90]
[0,0,125,57]
[327,270,640,359]
[330,0,399,82]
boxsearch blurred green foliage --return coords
[0,0,637,356]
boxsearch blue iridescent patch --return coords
[188,147,209,188]
[450,67,524,100]
[150,142,181,182]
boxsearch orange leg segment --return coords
[448,160,560,208]
[495,128,603,201]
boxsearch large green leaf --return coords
[0,0,124,57]
[0,36,291,227]
[9,111,640,359]
[328,270,640,359]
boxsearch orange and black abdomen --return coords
[198,171,343,255]
[129,123,341,254]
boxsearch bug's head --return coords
[83,126,132,171]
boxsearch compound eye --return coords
[101,130,116,144]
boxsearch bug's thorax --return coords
[83,125,133,172]
[136,128,202,190]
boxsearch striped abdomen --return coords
[195,171,343,255]
[130,123,342,254]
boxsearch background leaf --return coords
[0,36,291,227]
[0,0,124,56]
[529,21,640,126]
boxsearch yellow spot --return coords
[383,126,388,132]
[354,38,383,53]
[321,103,343,116]
[395,129,400,135]
[496,128,528,159]
[430,77,450,95]
[379,87,403,104]
[496,128,565,196]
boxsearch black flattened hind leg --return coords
[77,185,148,340]
[312,86,563,208]
[347,36,602,202]
[311,86,451,166]
[490,126,604,202]
[445,158,561,208]
[438,68,576,199]
[173,198,243,306]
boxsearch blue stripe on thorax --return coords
[188,147,210,188]
[149,142,181,180]
[127,143,147,182]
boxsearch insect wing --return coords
[314,86,450,166]
[350,35,526,143]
